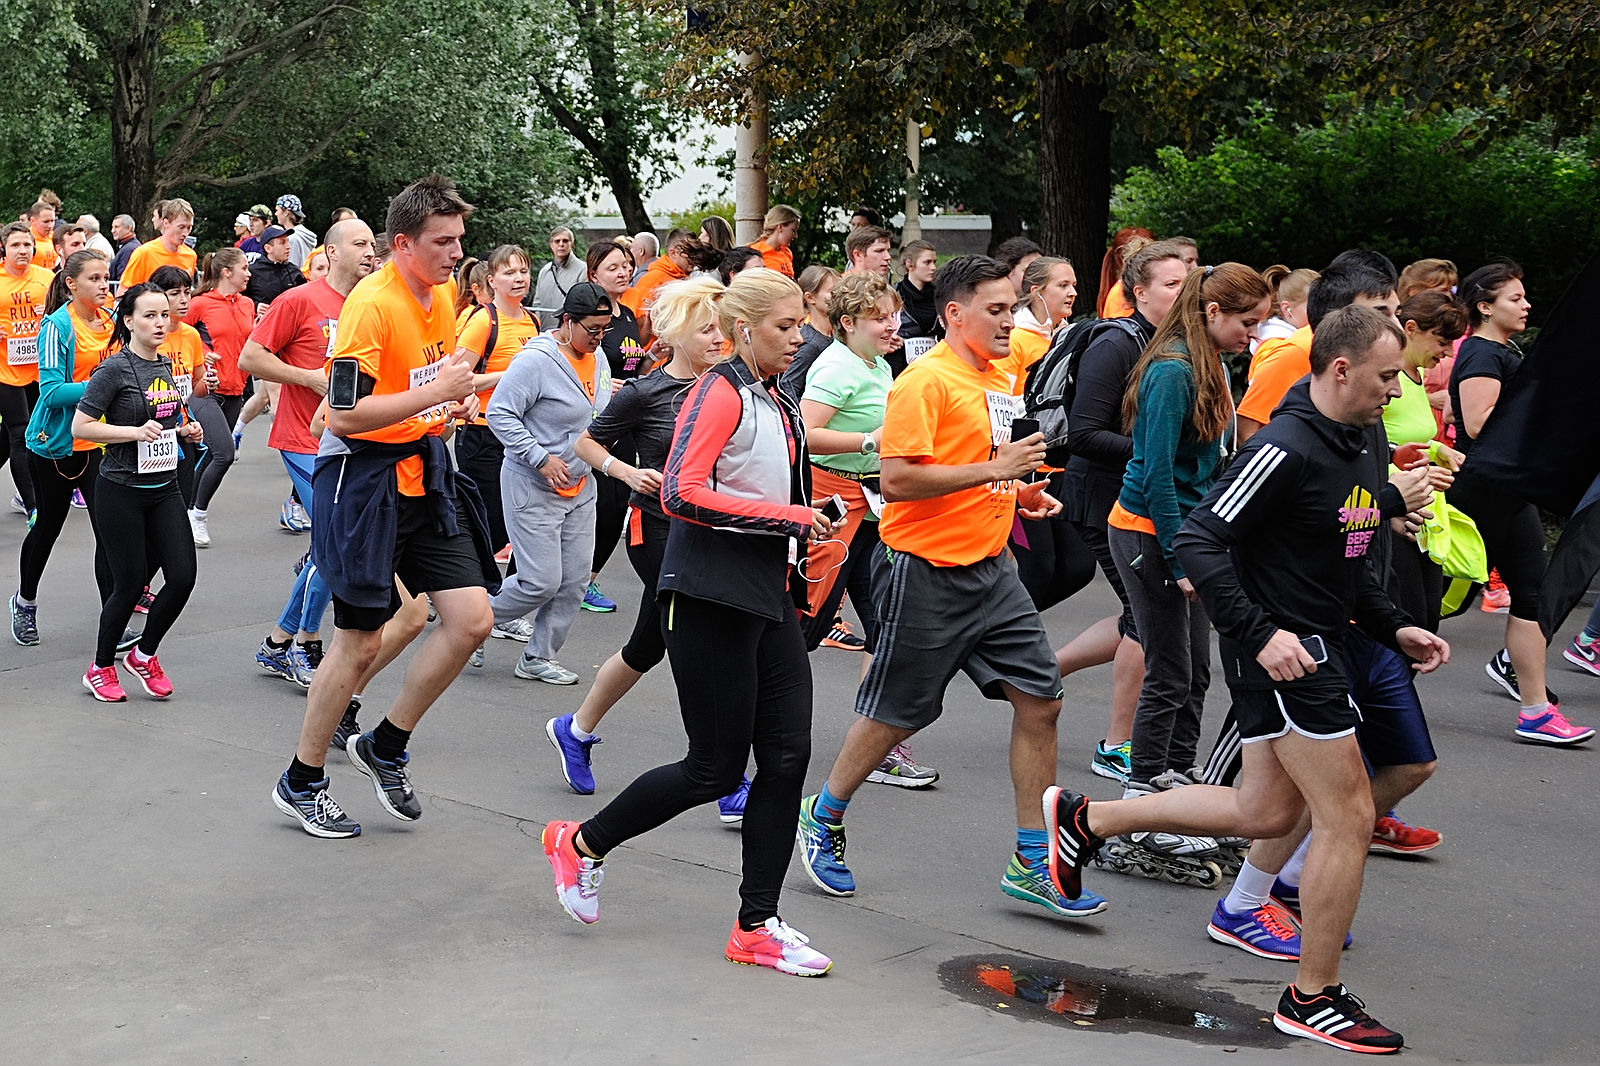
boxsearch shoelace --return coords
[1254,906,1296,940]
[577,861,604,897]
[767,919,809,948]
[314,790,350,824]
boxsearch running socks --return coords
[1016,827,1048,868]
[570,719,596,742]
[1279,835,1311,888]
[815,783,850,823]
[1223,858,1278,913]
[265,635,291,652]
[372,717,412,762]
[288,756,322,792]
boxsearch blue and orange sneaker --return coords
[1207,900,1301,960]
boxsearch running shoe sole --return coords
[1369,836,1441,855]
[1562,646,1600,676]
[725,950,832,976]
[1272,1014,1402,1055]
[999,874,1108,918]
[346,735,422,820]
[1515,724,1596,745]
[1207,919,1299,961]
[864,768,938,788]
[271,784,361,838]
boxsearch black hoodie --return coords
[1173,380,1409,692]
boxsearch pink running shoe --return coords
[542,820,602,924]
[1515,705,1595,746]
[725,917,832,976]
[83,663,127,702]
[123,648,173,699]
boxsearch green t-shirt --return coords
[1382,369,1437,447]
[804,339,891,475]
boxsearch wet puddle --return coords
[938,954,1289,1048]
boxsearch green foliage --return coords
[664,200,735,237]
[1111,103,1600,316]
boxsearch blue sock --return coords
[815,783,850,823]
[1016,827,1048,868]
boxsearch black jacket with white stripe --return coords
[1173,381,1410,691]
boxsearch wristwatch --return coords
[859,434,877,455]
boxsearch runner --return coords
[895,239,940,341]
[10,251,116,646]
[1257,267,1317,346]
[751,205,800,278]
[149,266,210,512]
[620,232,693,344]
[183,248,254,546]
[995,236,1043,297]
[26,202,57,271]
[272,174,497,839]
[843,226,893,277]
[242,225,307,307]
[797,254,1107,919]
[1046,306,1450,1055]
[486,282,612,684]
[119,200,198,288]
[1095,227,1155,317]
[71,283,203,702]
[238,219,379,687]
[541,268,838,977]
[1,221,54,516]
[52,223,89,264]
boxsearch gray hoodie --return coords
[487,334,611,493]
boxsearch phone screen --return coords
[821,494,848,523]
[328,358,360,410]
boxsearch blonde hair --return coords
[720,268,802,343]
[650,276,726,349]
[1397,258,1458,302]
[159,198,195,222]
[760,204,801,238]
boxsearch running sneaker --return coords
[467,643,484,669]
[122,647,173,699]
[70,488,86,509]
[491,617,534,641]
[1207,900,1301,960]
[1268,879,1355,948]
[117,628,142,654]
[821,619,866,650]
[1485,649,1559,706]
[1370,811,1441,854]
[346,732,422,820]
[581,581,617,613]
[272,773,361,838]
[718,776,751,826]
[1562,635,1600,677]
[188,509,210,548]
[290,497,311,531]
[133,585,154,614]
[1090,739,1132,783]
[542,819,602,924]
[514,655,578,685]
[8,492,23,515]
[330,700,362,752]
[545,714,601,795]
[257,638,313,687]
[83,662,127,702]
[1042,785,1103,902]
[279,496,309,533]
[796,795,855,896]
[866,743,939,788]
[1480,570,1510,613]
[1515,705,1595,746]
[299,639,324,672]
[9,593,38,646]
[1000,852,1109,918]
[292,549,310,576]
[725,917,832,976]
[1273,983,1403,1054]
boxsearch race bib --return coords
[173,373,192,400]
[409,359,452,424]
[903,336,935,364]
[138,429,179,474]
[323,319,338,359]
[986,390,1021,445]
[6,335,38,366]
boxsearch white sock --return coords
[190,508,207,518]
[1521,702,1549,713]
[1279,835,1312,887]
[1222,859,1277,913]
[15,593,35,608]
[569,719,596,742]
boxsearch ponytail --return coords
[45,250,105,314]
[195,247,246,296]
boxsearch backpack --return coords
[462,303,499,373]
[1022,317,1144,467]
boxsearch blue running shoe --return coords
[346,732,422,820]
[1207,900,1301,960]
[545,714,600,795]
[1000,853,1108,918]
[581,581,617,613]
[718,776,751,826]
[257,637,312,687]
[797,794,855,896]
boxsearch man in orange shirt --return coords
[0,221,53,513]
[619,231,691,342]
[751,204,799,278]
[119,200,197,288]
[273,175,494,840]
[797,255,1109,918]
[26,202,57,271]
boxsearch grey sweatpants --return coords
[490,468,595,660]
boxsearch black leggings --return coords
[1387,527,1444,635]
[581,592,813,928]
[18,450,111,603]
[94,478,196,667]
[618,509,669,673]
[192,393,243,511]
[0,382,39,511]
[591,467,630,575]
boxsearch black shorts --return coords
[332,495,485,632]
[1234,683,1361,745]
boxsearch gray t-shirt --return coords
[77,351,188,487]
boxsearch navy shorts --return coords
[1345,626,1437,768]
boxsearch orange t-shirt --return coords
[68,305,115,451]
[0,264,54,386]
[752,240,794,278]
[548,345,601,497]
[1237,325,1312,425]
[1102,280,1135,319]
[1000,326,1050,388]
[120,241,197,288]
[31,234,57,272]
[620,256,687,318]
[457,304,539,423]
[878,342,1021,566]
[158,321,206,402]
[331,261,459,496]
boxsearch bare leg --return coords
[824,717,915,803]
[1505,616,1548,706]
[355,585,429,692]
[573,651,645,734]
[1008,684,1062,830]
[1370,761,1436,814]
[382,584,493,731]
[296,628,382,766]
[1107,636,1143,746]
[1054,614,1119,675]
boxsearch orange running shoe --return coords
[1370,811,1441,854]
[542,820,602,924]
[1480,569,1510,613]
[725,917,832,976]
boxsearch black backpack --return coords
[1022,318,1144,467]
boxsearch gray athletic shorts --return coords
[854,546,1063,731]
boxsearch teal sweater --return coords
[1117,353,1232,579]
[27,303,102,460]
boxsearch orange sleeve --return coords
[1103,281,1134,319]
[1237,347,1307,425]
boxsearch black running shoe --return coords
[330,699,361,751]
[272,773,361,839]
[1487,649,1559,706]
[1042,785,1104,901]
[117,628,142,654]
[300,639,324,671]
[347,732,422,820]
[1273,983,1403,1054]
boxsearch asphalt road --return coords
[2,441,1596,1065]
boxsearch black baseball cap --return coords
[258,225,293,244]
[562,281,613,318]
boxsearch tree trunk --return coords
[607,167,655,237]
[109,29,159,230]
[1036,19,1113,315]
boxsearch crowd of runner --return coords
[4,180,1597,1055]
